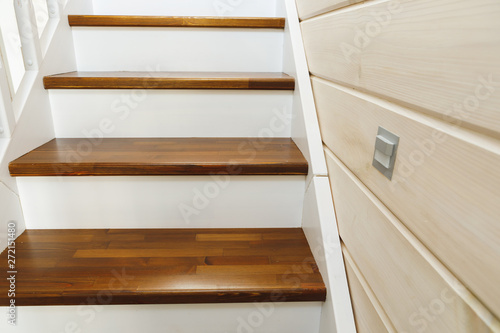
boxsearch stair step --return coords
[9,138,308,176]
[68,15,286,29]
[0,228,326,306]
[43,72,295,90]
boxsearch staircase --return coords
[0,1,354,332]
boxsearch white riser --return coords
[18,176,305,229]
[49,90,293,138]
[0,302,321,333]
[73,28,284,72]
[92,0,278,17]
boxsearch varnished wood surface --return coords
[9,138,308,176]
[68,15,286,29]
[0,229,326,306]
[43,72,296,90]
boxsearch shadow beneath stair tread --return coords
[0,228,326,306]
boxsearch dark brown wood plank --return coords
[43,71,295,90]
[0,228,326,306]
[9,138,308,176]
[68,15,286,29]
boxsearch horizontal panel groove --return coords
[68,15,286,29]
[43,72,296,90]
[325,147,500,331]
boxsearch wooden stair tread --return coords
[0,228,326,306]
[9,138,308,176]
[43,71,295,90]
[68,15,286,29]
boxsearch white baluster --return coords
[46,0,62,18]
[13,0,42,71]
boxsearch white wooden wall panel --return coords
[301,0,500,138]
[281,0,328,179]
[50,90,293,138]
[0,182,25,252]
[17,176,305,229]
[326,150,500,332]
[343,247,395,333]
[313,77,500,318]
[73,28,284,72]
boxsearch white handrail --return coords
[13,0,42,71]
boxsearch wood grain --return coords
[68,15,286,29]
[301,0,500,138]
[342,246,395,333]
[326,149,499,332]
[43,72,295,90]
[9,138,308,176]
[313,77,500,318]
[0,228,326,306]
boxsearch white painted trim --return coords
[303,177,356,333]
[72,27,284,73]
[14,0,43,71]
[342,246,398,332]
[0,28,15,103]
